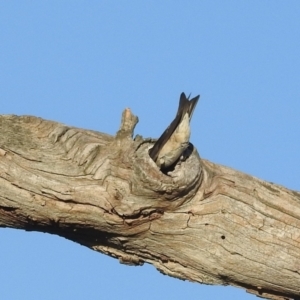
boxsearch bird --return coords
[149,92,199,169]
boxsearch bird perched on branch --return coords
[149,92,199,170]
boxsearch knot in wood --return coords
[132,140,203,203]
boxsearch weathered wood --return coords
[0,114,299,300]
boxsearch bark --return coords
[0,112,299,300]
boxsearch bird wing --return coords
[149,93,193,162]
[187,95,200,120]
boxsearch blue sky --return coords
[1,2,299,299]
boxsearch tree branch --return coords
[0,114,299,300]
